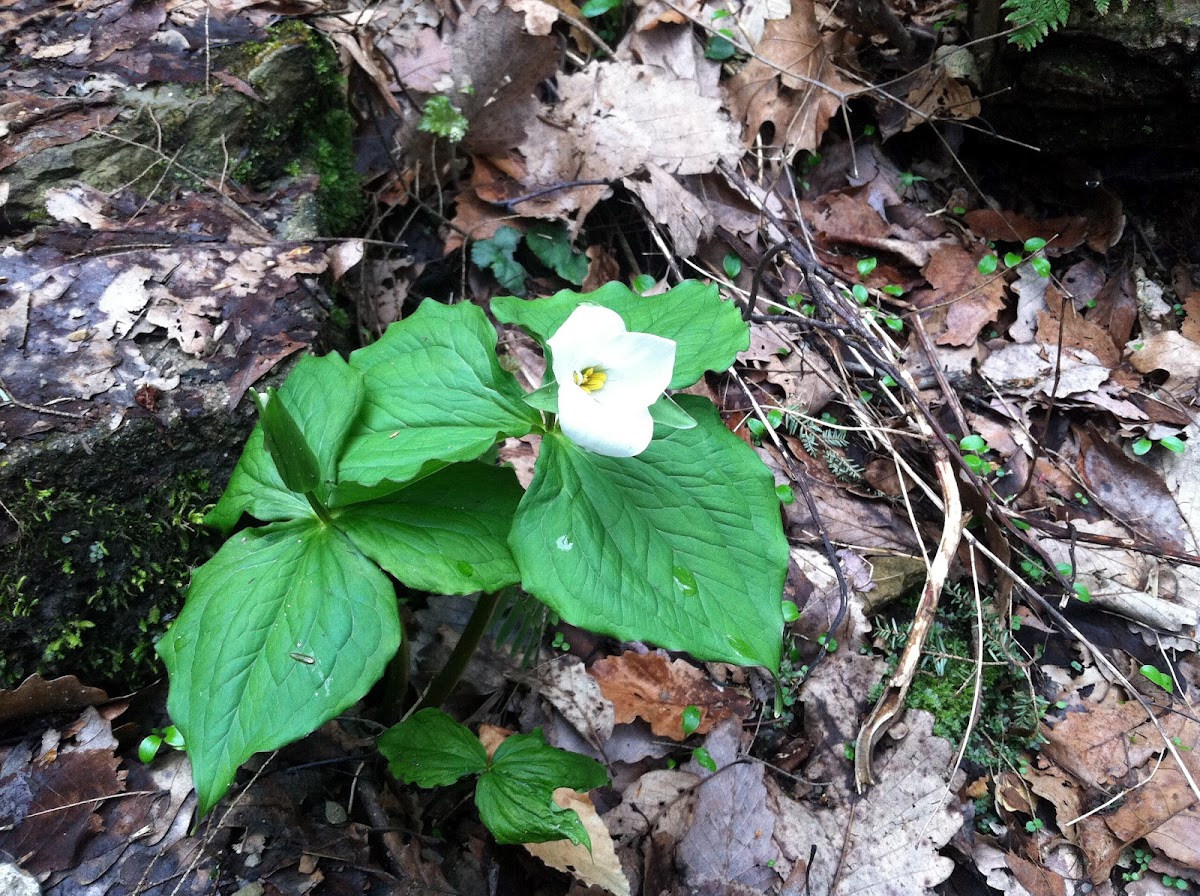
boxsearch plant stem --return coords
[380,613,412,726]
[305,492,333,525]
[416,590,504,712]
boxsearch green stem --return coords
[305,491,334,525]
[416,590,504,712]
[380,613,411,726]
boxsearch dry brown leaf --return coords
[524,789,632,896]
[534,655,616,752]
[1128,331,1200,398]
[0,675,109,724]
[900,62,980,132]
[768,711,962,894]
[962,208,1089,255]
[623,164,714,257]
[589,651,752,740]
[803,190,945,268]
[676,719,777,891]
[1035,302,1120,369]
[1076,428,1190,554]
[386,25,451,92]
[723,0,857,157]
[918,241,1009,346]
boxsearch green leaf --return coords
[509,396,786,671]
[1004,252,1023,268]
[704,34,736,60]
[681,705,702,735]
[856,257,877,277]
[158,520,400,817]
[523,381,559,414]
[138,735,162,764]
[254,388,321,495]
[959,434,988,452]
[648,395,697,431]
[472,226,529,294]
[1133,437,1153,456]
[630,274,656,294]
[379,708,489,787]
[1024,237,1047,252]
[1161,436,1188,453]
[1030,256,1052,278]
[691,747,717,772]
[206,353,365,531]
[476,728,608,846]
[337,300,540,491]
[723,254,742,279]
[492,281,748,390]
[852,283,870,304]
[580,0,620,15]
[1139,664,1174,694]
[336,463,523,594]
[526,222,588,286]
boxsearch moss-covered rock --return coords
[0,412,254,691]
[3,21,362,235]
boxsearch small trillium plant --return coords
[158,280,789,843]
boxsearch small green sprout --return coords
[692,747,717,772]
[1140,664,1174,694]
[139,725,186,764]
[418,96,469,142]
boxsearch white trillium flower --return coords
[547,304,676,457]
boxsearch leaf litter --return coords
[6,0,1200,892]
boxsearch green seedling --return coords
[1140,664,1174,694]
[1133,435,1188,455]
[138,725,186,764]
[418,96,469,142]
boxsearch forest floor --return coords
[3,0,1200,894]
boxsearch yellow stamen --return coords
[573,367,606,393]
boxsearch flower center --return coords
[573,367,607,393]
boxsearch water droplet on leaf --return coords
[456,561,475,577]
[673,566,698,597]
[556,535,574,551]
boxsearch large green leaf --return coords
[157,519,400,817]
[337,300,540,491]
[491,281,748,389]
[206,353,365,531]
[336,463,523,594]
[509,396,786,672]
[476,728,608,847]
[379,708,489,788]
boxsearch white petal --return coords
[558,382,655,457]
[547,304,628,383]
[594,331,676,408]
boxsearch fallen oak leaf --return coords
[589,650,751,740]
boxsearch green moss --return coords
[869,583,1049,780]
[0,469,219,690]
[219,21,363,234]
[0,416,243,691]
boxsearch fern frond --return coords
[1002,0,1069,49]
